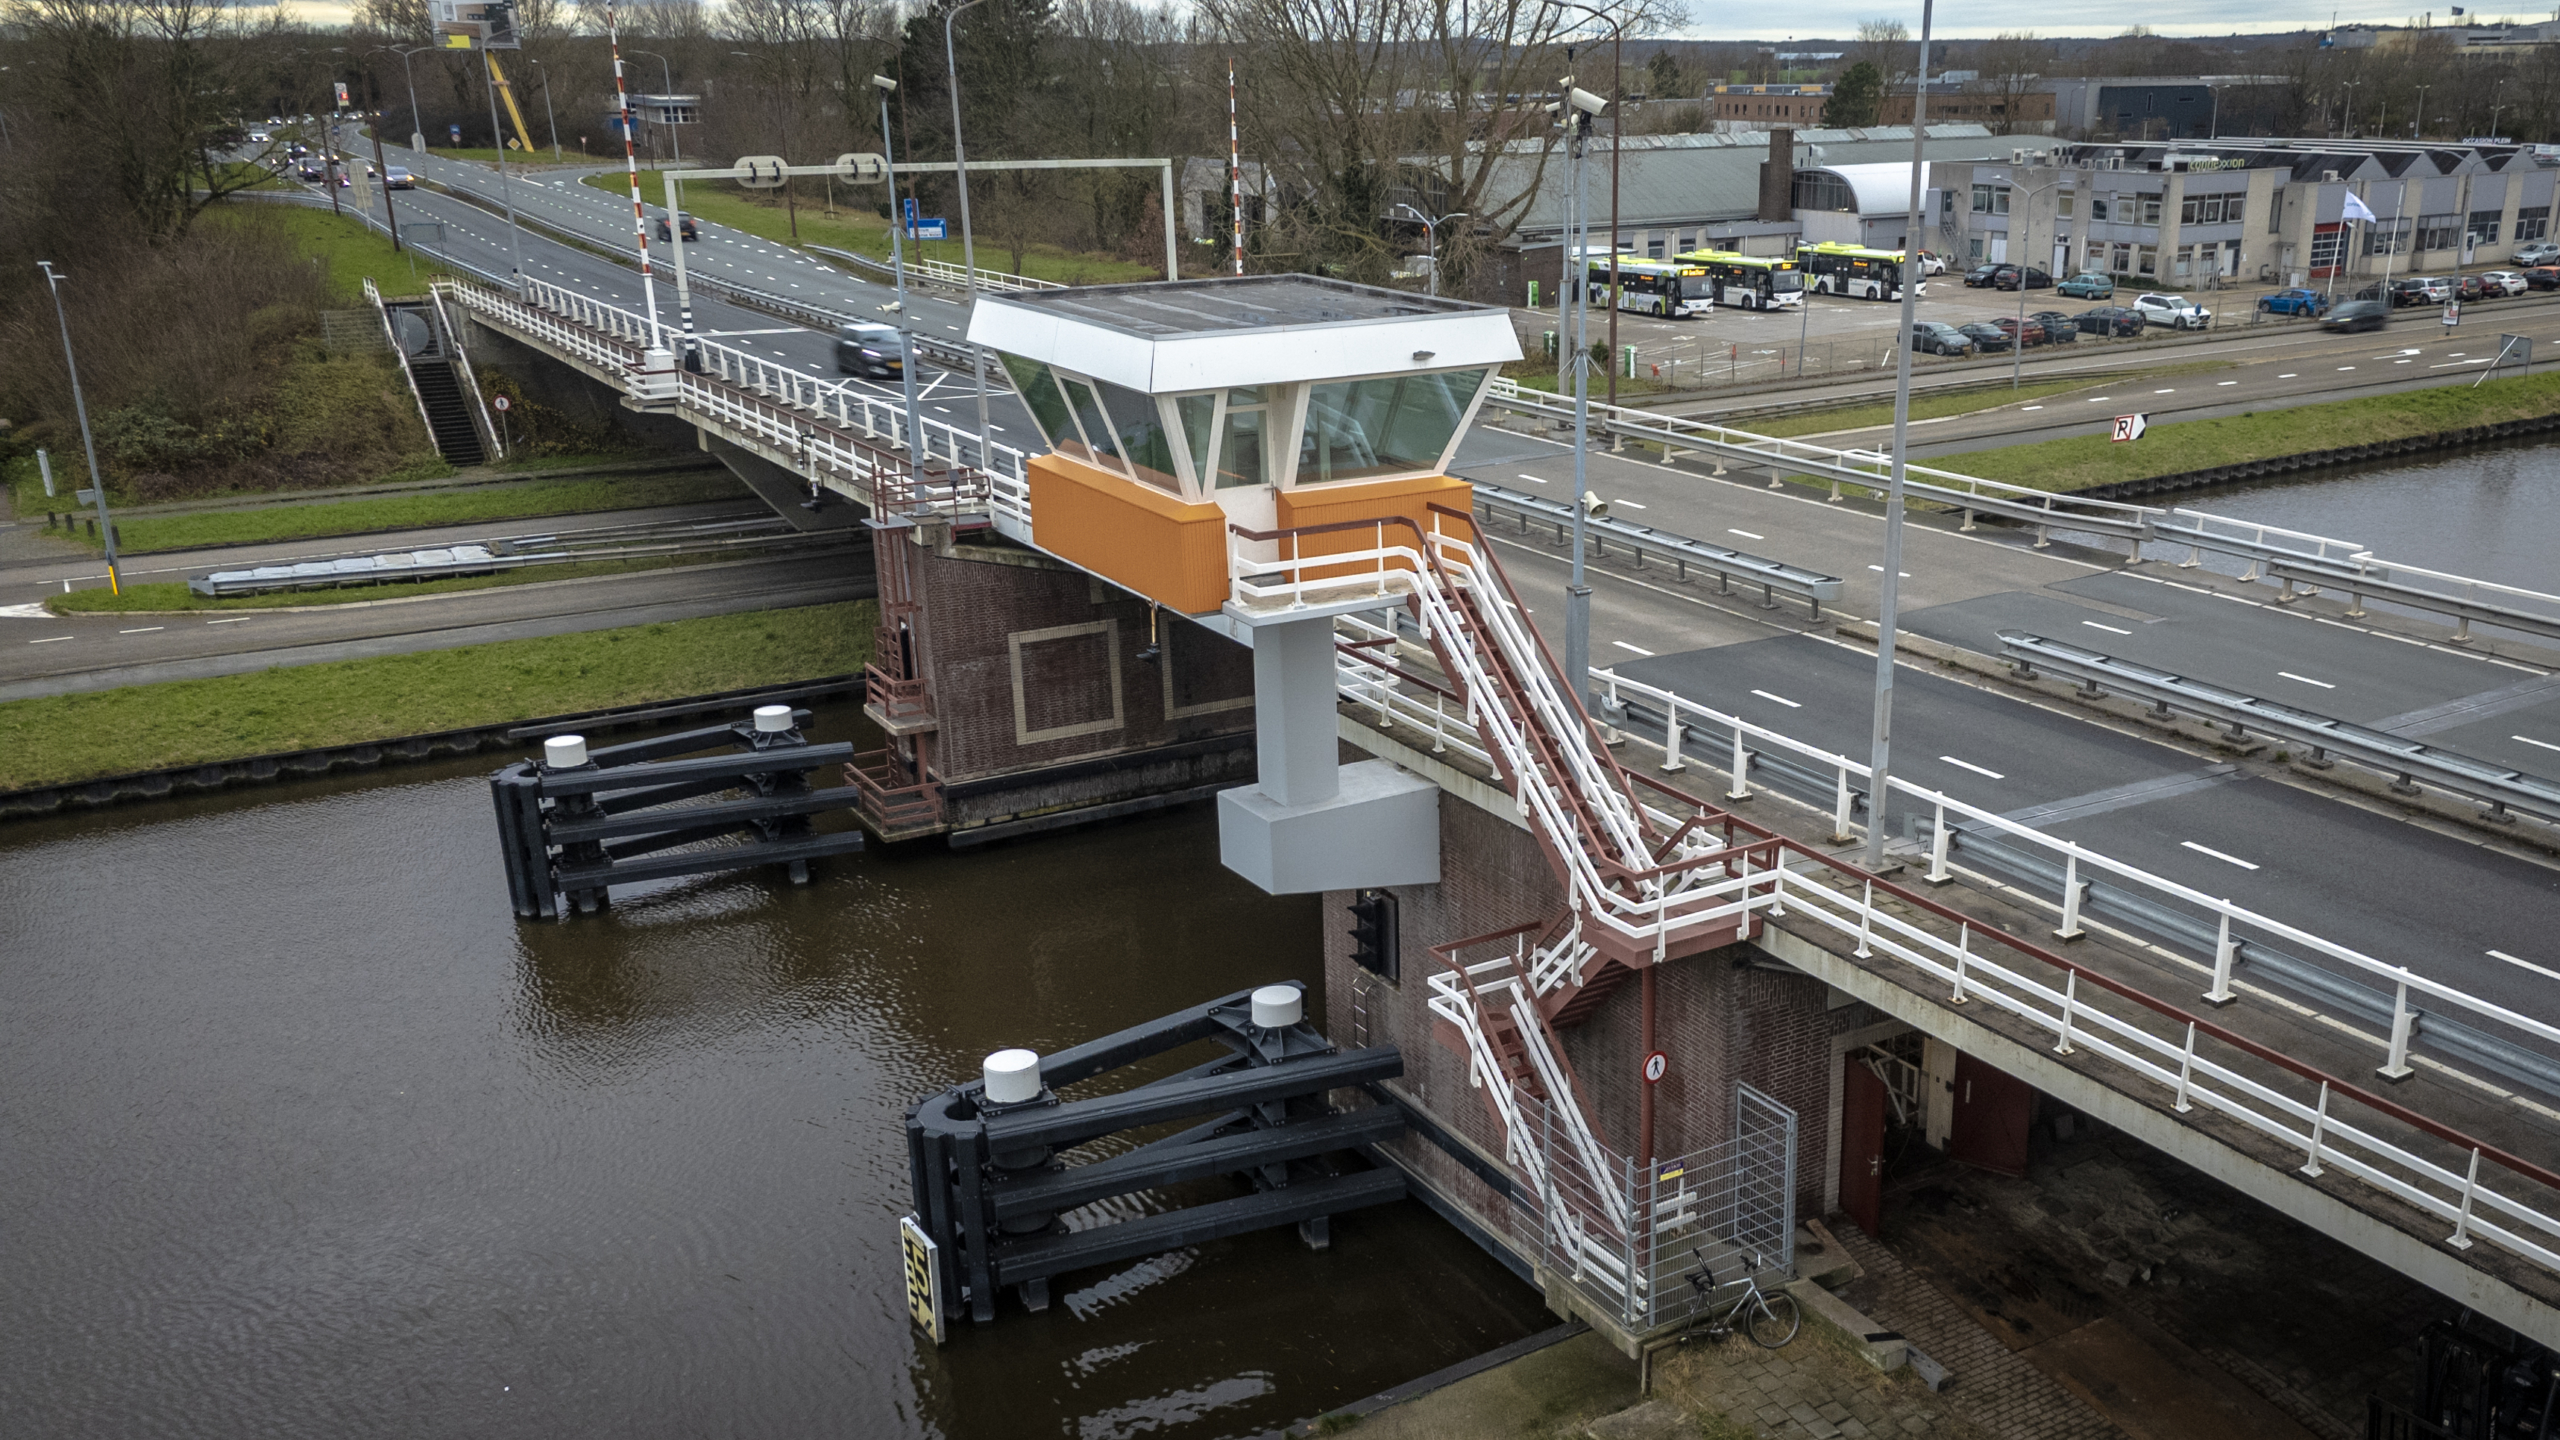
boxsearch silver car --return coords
[2514,241,2560,267]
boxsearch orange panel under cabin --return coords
[1272,474,1474,586]
[1025,452,1231,614]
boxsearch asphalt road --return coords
[1455,420,2560,1033]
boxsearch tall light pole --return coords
[631,50,678,165]
[946,0,995,472]
[529,57,561,160]
[875,74,924,480]
[1864,0,1934,872]
[2341,79,2361,139]
[369,44,429,153]
[37,262,118,595]
[1390,203,1469,297]
[1542,0,1629,406]
[2009,174,2064,389]
[2414,85,2430,139]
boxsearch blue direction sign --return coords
[909,219,948,241]
[903,196,919,223]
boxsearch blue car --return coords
[2257,287,2327,317]
[2055,272,2114,299]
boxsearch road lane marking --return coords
[2087,395,2112,401]
[2081,620,2132,635]
[119,626,164,634]
[205,616,254,624]
[1939,755,2006,779]
[1727,528,1764,540]
[2279,372,2298,378]
[2515,734,2560,754]
[1613,641,1654,655]
[2154,387,2175,393]
[29,635,73,644]
[2217,380,2237,386]
[2491,949,2560,982]
[2021,404,2043,410]
[2181,840,2260,870]
[1866,565,1912,576]
[1617,499,1648,509]
[2277,671,2336,689]
[1749,689,1802,708]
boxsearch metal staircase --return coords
[369,279,496,468]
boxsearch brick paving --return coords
[1655,1321,1981,1440]
[1825,1225,2126,1440]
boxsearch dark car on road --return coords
[834,320,907,378]
[1910,320,1974,355]
[2321,298,2390,333]
[2257,287,2327,316]
[1963,264,2002,288]
[2028,309,2080,343]
[2074,305,2144,337]
[296,157,327,181]
[383,166,414,190]
[655,211,699,242]
[1958,322,2014,352]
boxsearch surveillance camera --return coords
[870,74,897,92]
[1566,86,1609,117]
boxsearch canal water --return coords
[2135,438,2560,593]
[0,708,1551,1439]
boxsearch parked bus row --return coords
[1573,242,1928,319]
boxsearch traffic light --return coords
[1349,889,1398,981]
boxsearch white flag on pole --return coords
[2343,191,2380,224]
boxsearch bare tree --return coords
[1849,18,1913,89]
[1968,31,2047,131]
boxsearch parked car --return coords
[2413,276,2455,304]
[1962,264,2002,288]
[384,166,414,190]
[2132,292,2212,330]
[2055,272,2115,299]
[1992,265,2053,291]
[1989,315,2049,347]
[2514,240,2560,267]
[2256,287,2328,316]
[1909,320,1974,355]
[2525,267,2560,291]
[2361,277,2432,307]
[1915,251,1948,276]
[2075,305,2145,337]
[2321,298,2391,333]
[2028,309,2080,343]
[1958,322,2015,352]
[2481,269,2530,296]
[655,211,699,242]
[834,320,907,378]
[2455,274,2487,302]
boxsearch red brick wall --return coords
[912,543,1253,783]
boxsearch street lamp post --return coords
[2010,175,2064,389]
[946,0,995,471]
[2413,85,2430,139]
[370,44,429,153]
[1863,0,1936,872]
[2341,79,2361,139]
[37,262,118,595]
[530,57,562,160]
[875,74,924,480]
[1390,203,1470,297]
[631,50,678,165]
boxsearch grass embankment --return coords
[45,469,747,554]
[207,200,453,303]
[585,169,1165,286]
[48,553,711,615]
[1943,366,2560,492]
[1751,361,2232,439]
[0,601,873,791]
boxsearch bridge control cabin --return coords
[970,277,1522,898]
[969,277,1518,619]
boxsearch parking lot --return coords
[1515,262,2560,393]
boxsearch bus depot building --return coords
[1932,138,2560,289]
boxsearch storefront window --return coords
[1297,370,1485,485]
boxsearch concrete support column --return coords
[1254,616,1341,809]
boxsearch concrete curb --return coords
[1275,1321,1592,1437]
[0,673,861,821]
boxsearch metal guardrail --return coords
[1998,630,2560,827]
[1473,483,1846,617]
[2263,554,2560,646]
[805,241,1061,295]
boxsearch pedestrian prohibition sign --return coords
[1643,1051,1669,1084]
[2110,412,2149,443]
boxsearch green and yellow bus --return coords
[1672,249,1805,311]
[1577,253,1714,318]
[1794,242,1926,301]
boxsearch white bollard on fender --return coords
[542,735,588,769]
[1250,985,1302,1029]
[982,1048,1042,1105]
[753,704,795,733]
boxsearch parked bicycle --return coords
[1680,1248,1802,1348]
